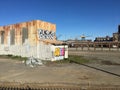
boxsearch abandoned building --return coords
[0,20,68,61]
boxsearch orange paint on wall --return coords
[0,20,56,45]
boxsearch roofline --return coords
[0,20,56,27]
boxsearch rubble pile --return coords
[25,57,43,67]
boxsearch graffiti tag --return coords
[38,29,55,40]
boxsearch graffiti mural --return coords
[54,48,65,57]
[51,45,68,61]
[38,29,55,40]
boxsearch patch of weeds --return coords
[45,55,90,65]
[0,54,27,61]
[11,56,27,61]
[0,54,13,58]
[68,55,90,64]
[54,59,70,64]
[84,56,102,64]
[46,55,90,64]
[44,58,70,66]
[7,54,13,57]
[46,59,70,64]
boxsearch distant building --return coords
[113,25,120,42]
[0,20,68,61]
[118,25,120,33]
[113,33,120,42]
[94,36,112,42]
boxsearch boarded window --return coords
[1,31,5,44]
[10,29,15,45]
[22,28,28,44]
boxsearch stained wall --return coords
[0,20,57,59]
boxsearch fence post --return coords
[81,44,83,51]
[109,43,111,51]
[101,44,103,51]
[117,43,119,51]
[88,43,90,51]
[94,43,96,51]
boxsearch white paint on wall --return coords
[0,38,68,61]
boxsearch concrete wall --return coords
[0,20,68,61]
[0,40,37,58]
[37,42,52,60]
[0,40,68,61]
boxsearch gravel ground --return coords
[0,57,120,85]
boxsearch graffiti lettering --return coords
[54,48,65,57]
[61,48,65,56]
[38,29,55,40]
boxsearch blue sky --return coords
[0,0,120,40]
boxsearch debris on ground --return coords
[25,56,43,67]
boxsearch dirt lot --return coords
[0,51,120,85]
[69,48,120,64]
[69,48,120,77]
